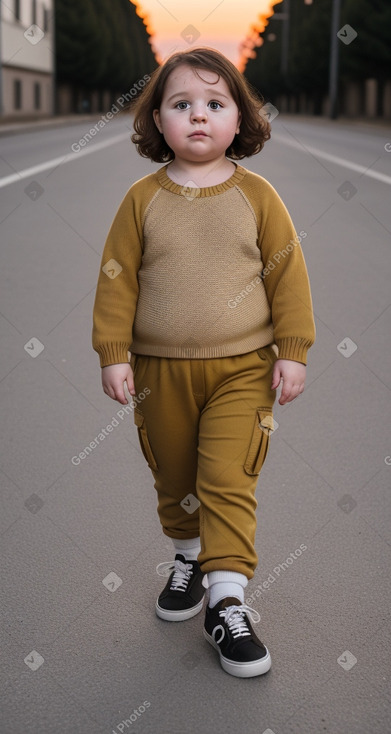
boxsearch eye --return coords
[173,100,223,110]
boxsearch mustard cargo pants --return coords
[130,346,277,580]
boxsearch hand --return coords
[271,359,306,406]
[101,363,136,405]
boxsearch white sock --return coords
[208,571,248,607]
[172,536,201,561]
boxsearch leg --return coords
[198,347,276,676]
[130,353,201,539]
[196,347,277,580]
[130,353,206,621]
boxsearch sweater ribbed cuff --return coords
[95,342,131,368]
[275,337,313,365]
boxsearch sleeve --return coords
[258,183,316,364]
[92,188,143,368]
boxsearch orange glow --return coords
[237,1,283,71]
[129,0,159,58]
[129,0,283,70]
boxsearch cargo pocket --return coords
[134,409,158,472]
[244,408,274,476]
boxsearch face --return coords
[153,64,241,165]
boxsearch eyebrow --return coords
[166,90,230,103]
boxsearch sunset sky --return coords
[130,0,283,69]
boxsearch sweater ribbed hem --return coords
[276,337,314,365]
[94,336,314,366]
[129,334,275,360]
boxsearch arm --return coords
[258,184,316,404]
[92,189,143,403]
[92,188,143,367]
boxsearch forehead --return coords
[162,63,232,97]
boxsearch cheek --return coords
[161,115,182,136]
[164,122,189,150]
[220,116,240,138]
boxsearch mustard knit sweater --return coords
[92,163,315,367]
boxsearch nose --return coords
[191,107,207,123]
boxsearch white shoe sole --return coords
[156,595,205,621]
[203,629,272,677]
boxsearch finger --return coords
[127,374,136,396]
[279,392,295,405]
[279,381,296,404]
[104,382,128,405]
[279,391,289,405]
[114,384,128,405]
[271,366,281,390]
[279,384,302,405]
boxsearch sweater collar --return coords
[156,162,247,197]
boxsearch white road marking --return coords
[0,132,130,189]
[271,132,391,185]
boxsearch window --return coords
[14,80,22,110]
[34,83,41,110]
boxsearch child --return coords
[92,47,315,678]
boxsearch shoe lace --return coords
[156,559,193,592]
[219,603,261,638]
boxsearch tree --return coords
[55,0,107,86]
[340,0,391,81]
[244,15,284,100]
[287,0,331,112]
[55,0,157,92]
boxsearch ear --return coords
[153,109,162,133]
[236,110,241,135]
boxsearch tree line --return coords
[55,0,158,94]
[244,0,391,116]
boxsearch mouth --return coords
[189,131,208,137]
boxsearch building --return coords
[0,0,54,118]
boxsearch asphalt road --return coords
[1,112,391,734]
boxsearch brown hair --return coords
[129,47,271,162]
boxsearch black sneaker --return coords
[156,554,206,621]
[204,596,271,677]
